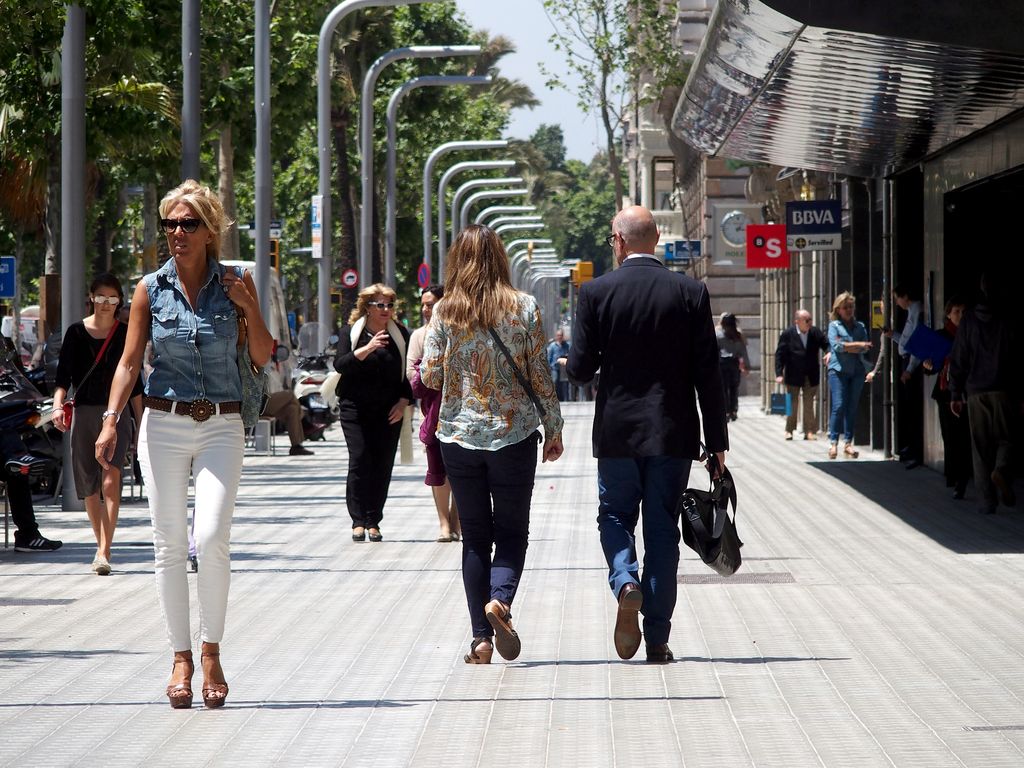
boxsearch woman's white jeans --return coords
[137,409,244,652]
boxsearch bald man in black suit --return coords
[567,206,728,663]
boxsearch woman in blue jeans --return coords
[420,225,564,664]
[826,292,875,459]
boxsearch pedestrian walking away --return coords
[775,308,829,440]
[333,283,412,543]
[826,292,875,460]
[567,205,728,664]
[52,273,143,575]
[716,312,749,422]
[421,225,563,665]
[547,328,572,402]
[408,284,460,542]
[96,179,274,710]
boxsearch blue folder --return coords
[905,325,952,366]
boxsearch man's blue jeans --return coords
[828,370,865,443]
[597,456,691,646]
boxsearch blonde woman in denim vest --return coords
[97,180,273,710]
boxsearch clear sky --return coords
[454,0,600,162]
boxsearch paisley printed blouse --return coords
[420,293,564,451]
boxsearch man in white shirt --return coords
[888,286,924,467]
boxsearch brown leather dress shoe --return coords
[614,583,643,659]
[645,643,674,663]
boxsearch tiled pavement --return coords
[2,399,1023,767]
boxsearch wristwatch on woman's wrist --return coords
[101,409,120,423]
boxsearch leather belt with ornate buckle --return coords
[143,396,241,422]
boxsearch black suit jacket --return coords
[774,325,828,387]
[566,257,728,459]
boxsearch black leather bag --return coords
[678,451,742,577]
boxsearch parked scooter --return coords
[0,344,60,493]
[291,324,337,441]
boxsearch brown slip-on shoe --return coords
[645,643,674,663]
[614,583,643,659]
[485,599,521,660]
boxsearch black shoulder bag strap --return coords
[488,327,546,419]
[71,321,120,397]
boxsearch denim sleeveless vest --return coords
[143,258,242,402]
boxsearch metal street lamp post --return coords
[449,178,524,243]
[423,140,508,273]
[503,238,552,256]
[485,215,543,230]
[494,222,545,237]
[318,0,430,348]
[254,0,271,317]
[359,45,481,287]
[384,75,491,286]
[437,163,516,267]
[475,205,536,226]
[457,188,530,234]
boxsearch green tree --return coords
[545,153,620,275]
[540,0,683,210]
[530,123,566,171]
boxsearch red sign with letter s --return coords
[746,224,791,269]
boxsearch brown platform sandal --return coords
[485,599,521,661]
[843,443,859,459]
[201,644,229,709]
[166,650,194,710]
[464,637,493,664]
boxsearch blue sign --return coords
[667,240,701,264]
[785,200,841,251]
[0,256,15,299]
[417,263,431,290]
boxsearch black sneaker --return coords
[14,536,63,552]
[5,454,52,478]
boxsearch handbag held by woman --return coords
[677,449,742,577]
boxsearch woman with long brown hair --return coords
[333,283,412,542]
[420,225,564,664]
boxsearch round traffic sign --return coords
[341,268,358,288]
[417,263,431,289]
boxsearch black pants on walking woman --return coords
[441,432,541,638]
[720,358,741,417]
[339,401,402,529]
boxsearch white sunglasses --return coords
[92,296,120,306]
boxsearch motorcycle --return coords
[0,344,61,494]
[291,323,338,442]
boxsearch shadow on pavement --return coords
[807,459,1023,554]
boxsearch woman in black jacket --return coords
[333,284,412,542]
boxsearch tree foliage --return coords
[540,0,684,211]
[0,1,532,327]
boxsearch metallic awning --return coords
[672,0,1024,178]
